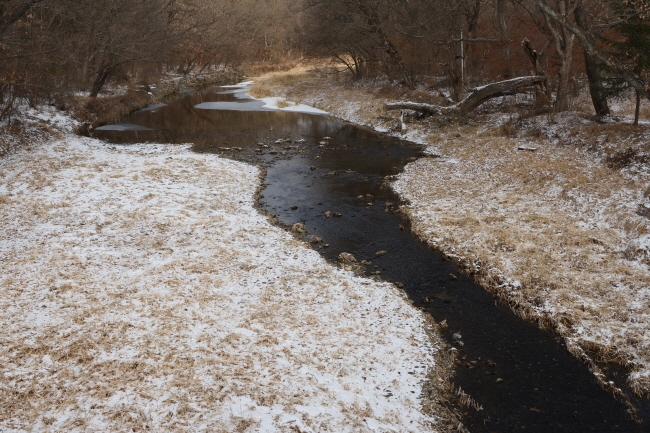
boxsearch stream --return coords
[94,83,648,432]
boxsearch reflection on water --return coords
[94,85,647,433]
[94,87,328,146]
[94,123,153,131]
[133,104,167,114]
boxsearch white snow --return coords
[94,123,153,131]
[222,80,255,88]
[258,97,328,115]
[0,121,437,431]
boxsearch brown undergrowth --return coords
[420,316,470,433]
[73,71,243,134]
[1,71,243,160]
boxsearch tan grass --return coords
[247,83,274,99]
[275,98,291,109]
[0,137,439,432]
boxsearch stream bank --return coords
[92,83,647,431]
[74,70,244,135]
[0,114,439,432]
[250,69,650,408]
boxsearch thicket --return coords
[0,0,300,119]
[300,0,650,115]
[1,0,649,120]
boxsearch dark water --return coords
[95,85,649,432]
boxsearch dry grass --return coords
[395,121,650,400]
[69,89,152,128]
[0,134,439,432]
[247,83,274,99]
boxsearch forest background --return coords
[1,0,649,123]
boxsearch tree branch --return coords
[0,0,44,35]
[524,0,649,100]
[385,75,547,115]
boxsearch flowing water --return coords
[94,84,649,432]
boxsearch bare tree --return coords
[0,0,45,35]
[525,0,650,101]
[574,1,610,116]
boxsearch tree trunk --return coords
[583,50,611,116]
[522,38,551,106]
[496,0,510,62]
[380,31,414,90]
[385,75,547,115]
[542,0,576,112]
[555,49,573,112]
[525,0,650,102]
[90,64,116,98]
[574,3,610,116]
[635,89,641,126]
[357,3,414,90]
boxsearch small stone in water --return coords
[290,205,298,210]
[338,252,357,263]
[375,250,388,257]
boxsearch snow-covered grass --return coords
[251,68,650,399]
[393,119,650,397]
[0,118,439,431]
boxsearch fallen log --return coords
[385,75,547,116]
